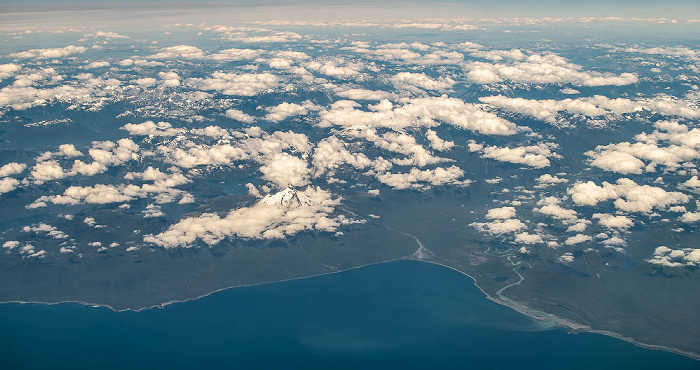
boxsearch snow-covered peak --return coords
[260,185,312,208]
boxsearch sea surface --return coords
[0,260,697,369]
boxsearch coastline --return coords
[1,245,698,362]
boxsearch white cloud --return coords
[320,97,518,136]
[334,88,395,101]
[646,246,700,267]
[2,241,19,250]
[389,72,455,92]
[0,63,21,79]
[0,162,27,177]
[471,218,527,235]
[469,141,560,168]
[29,160,65,184]
[425,129,454,151]
[593,213,634,229]
[466,53,638,86]
[568,178,689,213]
[187,72,278,96]
[259,153,310,188]
[225,109,256,123]
[480,95,700,124]
[586,121,700,174]
[515,232,543,244]
[122,121,182,137]
[144,186,357,248]
[264,102,310,122]
[534,196,579,221]
[485,206,517,220]
[0,177,20,193]
[559,252,575,263]
[312,136,372,177]
[535,174,568,187]
[376,166,467,189]
[22,223,68,239]
[565,234,591,245]
[9,45,87,59]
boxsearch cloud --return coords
[534,196,579,222]
[0,162,27,177]
[565,234,592,245]
[480,95,699,124]
[646,246,700,267]
[22,223,68,239]
[389,72,455,92]
[535,174,568,187]
[0,177,20,193]
[225,109,256,123]
[320,97,518,136]
[568,178,689,213]
[312,136,372,177]
[9,45,87,59]
[593,213,634,229]
[485,206,517,219]
[334,88,395,101]
[471,218,527,235]
[144,186,357,248]
[187,72,278,96]
[259,153,310,188]
[122,121,182,136]
[586,121,700,174]
[425,129,454,151]
[305,60,362,77]
[466,53,638,86]
[515,232,544,244]
[0,63,21,79]
[376,166,467,189]
[264,102,311,122]
[29,160,65,184]
[469,141,560,168]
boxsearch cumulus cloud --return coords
[389,72,455,92]
[187,72,278,96]
[480,95,700,124]
[312,136,371,177]
[376,165,467,189]
[593,213,634,229]
[646,246,700,267]
[122,121,182,137]
[259,153,310,188]
[0,177,20,193]
[466,52,638,86]
[320,97,518,136]
[568,178,689,213]
[535,174,568,188]
[264,102,315,122]
[425,129,454,151]
[9,45,87,59]
[0,162,27,177]
[0,63,21,80]
[486,206,517,220]
[515,232,544,244]
[225,109,256,123]
[586,121,700,174]
[144,186,358,248]
[471,218,527,235]
[468,141,560,168]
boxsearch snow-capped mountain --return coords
[260,186,312,208]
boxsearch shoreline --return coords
[1,253,699,361]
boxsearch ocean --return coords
[0,260,697,369]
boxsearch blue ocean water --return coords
[0,260,697,369]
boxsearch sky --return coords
[0,0,698,20]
